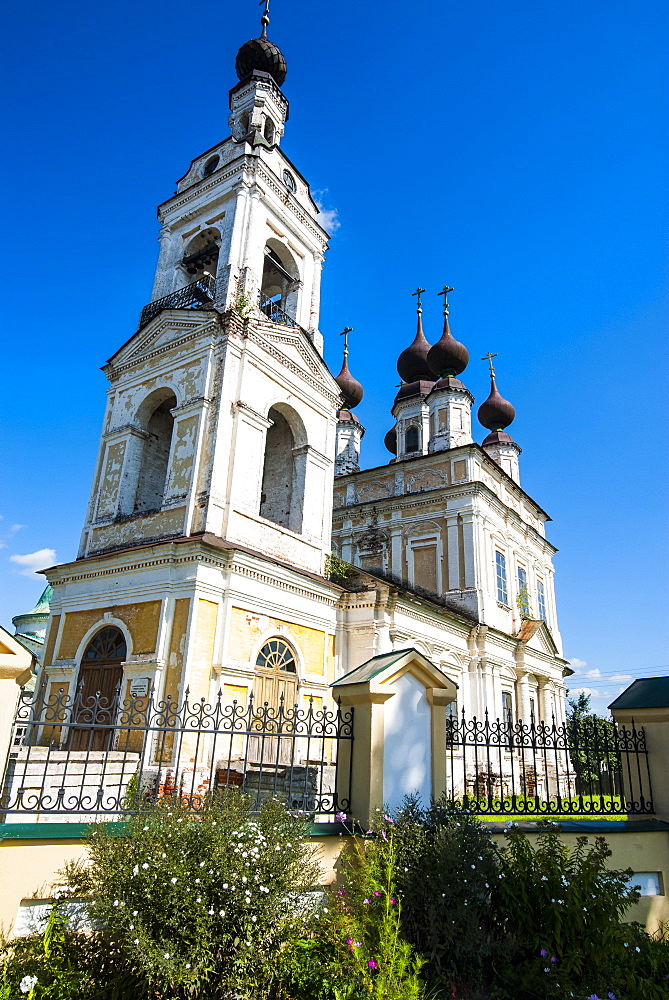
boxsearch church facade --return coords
[37,11,569,744]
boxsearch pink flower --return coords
[368,959,378,969]
[373,891,381,897]
[389,897,397,905]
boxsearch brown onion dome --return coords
[397,310,433,382]
[236,14,287,87]
[427,312,469,378]
[334,358,363,409]
[384,427,397,455]
[478,377,515,431]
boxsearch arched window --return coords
[259,239,299,324]
[259,407,304,533]
[71,626,127,751]
[264,118,275,144]
[256,639,296,674]
[135,393,176,513]
[405,425,420,453]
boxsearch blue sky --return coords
[1,0,666,713]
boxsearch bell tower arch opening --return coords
[260,238,300,323]
[259,405,306,533]
[180,227,221,289]
[134,389,177,513]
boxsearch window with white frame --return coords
[537,579,547,621]
[495,550,508,604]
[517,565,530,615]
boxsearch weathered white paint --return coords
[383,671,432,813]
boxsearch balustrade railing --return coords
[138,275,216,330]
[258,290,298,328]
[444,711,653,817]
[1,685,353,822]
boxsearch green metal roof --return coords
[331,648,427,687]
[608,677,669,711]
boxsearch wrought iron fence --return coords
[1,685,354,822]
[258,290,298,328]
[444,711,653,817]
[138,275,217,329]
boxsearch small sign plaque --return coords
[130,677,150,698]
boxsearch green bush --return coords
[279,812,425,999]
[70,790,320,999]
[381,797,500,992]
[0,899,136,999]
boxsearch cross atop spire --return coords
[438,285,455,314]
[412,287,426,311]
[259,0,271,37]
[481,351,498,378]
[340,326,353,359]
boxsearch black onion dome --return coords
[236,36,287,87]
[478,377,515,431]
[384,427,397,455]
[427,313,469,378]
[397,311,433,382]
[334,359,363,409]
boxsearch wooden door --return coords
[70,627,126,751]
[249,639,298,765]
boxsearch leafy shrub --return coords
[0,899,136,999]
[279,813,425,999]
[382,796,500,991]
[69,790,320,999]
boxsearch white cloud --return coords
[10,524,26,534]
[312,190,340,233]
[608,674,633,685]
[9,548,57,577]
[568,657,587,671]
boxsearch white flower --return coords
[171,878,177,884]
[164,953,170,959]
[251,915,257,922]
[132,866,139,876]
[20,976,38,994]
[134,938,139,944]
[142,863,149,869]
[186,963,191,969]
[222,883,228,889]
[219,909,225,916]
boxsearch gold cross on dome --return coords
[482,351,498,377]
[412,287,426,309]
[438,285,455,313]
[340,326,353,357]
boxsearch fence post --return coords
[0,634,34,780]
[610,680,669,821]
[331,649,457,829]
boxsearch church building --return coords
[37,9,569,746]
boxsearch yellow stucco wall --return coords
[55,601,162,661]
[188,600,218,701]
[42,615,60,668]
[228,606,335,680]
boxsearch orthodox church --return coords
[37,10,569,734]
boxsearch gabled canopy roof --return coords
[609,677,669,711]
